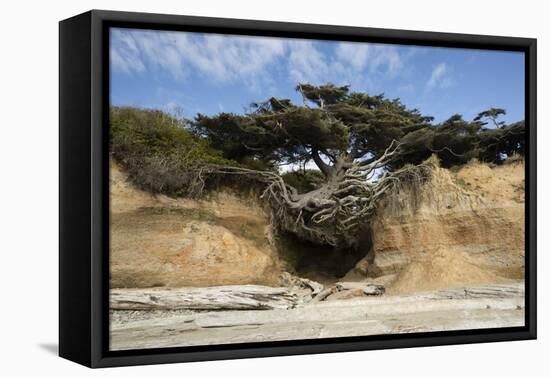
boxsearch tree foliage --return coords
[193,84,432,173]
[194,84,524,173]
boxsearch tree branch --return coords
[311,149,333,177]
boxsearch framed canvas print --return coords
[59,10,537,368]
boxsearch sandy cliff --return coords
[354,160,525,293]
[111,159,525,292]
[110,162,283,288]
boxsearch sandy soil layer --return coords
[110,162,284,288]
[110,160,525,292]
[353,160,525,294]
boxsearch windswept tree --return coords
[110,85,525,248]
[193,84,434,247]
[475,108,525,161]
[385,108,525,167]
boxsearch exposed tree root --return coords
[206,141,433,247]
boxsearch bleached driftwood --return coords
[312,281,385,302]
[424,283,524,300]
[335,282,386,295]
[312,287,337,302]
[279,272,324,304]
[110,282,525,350]
[280,272,323,292]
[110,285,297,311]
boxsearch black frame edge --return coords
[59,11,93,367]
[526,38,537,339]
[90,9,535,49]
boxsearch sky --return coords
[110,27,525,125]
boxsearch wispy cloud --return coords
[287,40,329,83]
[111,29,408,90]
[370,45,404,77]
[110,32,146,74]
[426,62,454,90]
[335,42,403,77]
[335,43,370,70]
[111,29,286,87]
[397,83,415,93]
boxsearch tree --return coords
[474,107,507,128]
[474,109,525,162]
[111,85,525,249]
[193,84,434,247]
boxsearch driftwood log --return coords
[110,281,387,311]
[424,284,525,300]
[313,282,385,302]
[277,273,386,303]
[279,272,324,296]
[110,285,297,311]
[110,282,525,350]
[335,282,385,295]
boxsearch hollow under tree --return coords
[192,84,436,247]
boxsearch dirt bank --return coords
[110,162,284,288]
[354,159,525,294]
[111,159,525,292]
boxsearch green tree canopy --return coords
[193,83,435,177]
[193,84,523,174]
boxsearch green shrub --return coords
[110,107,236,196]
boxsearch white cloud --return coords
[335,43,403,77]
[109,31,146,74]
[287,40,329,84]
[370,45,403,77]
[286,41,405,88]
[110,30,187,79]
[110,29,408,90]
[335,43,370,70]
[171,33,285,83]
[111,29,285,87]
[426,62,454,90]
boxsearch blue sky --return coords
[110,28,525,124]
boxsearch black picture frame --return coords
[59,9,537,368]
